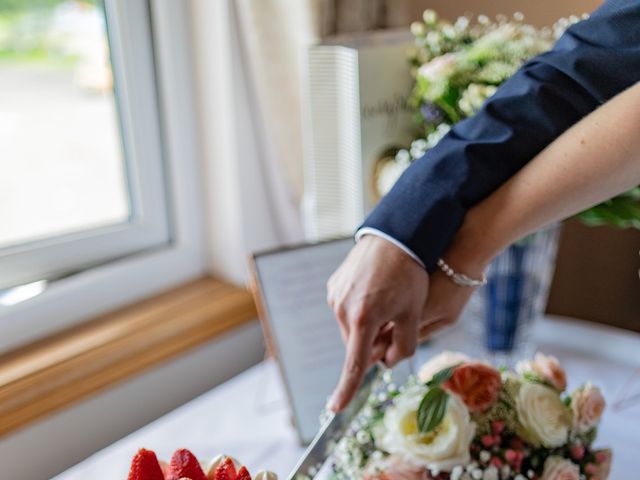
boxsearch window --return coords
[0,0,170,290]
[0,0,206,352]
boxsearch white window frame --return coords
[0,0,208,353]
[0,0,173,290]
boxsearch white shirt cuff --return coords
[355,227,425,269]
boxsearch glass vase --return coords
[464,224,561,366]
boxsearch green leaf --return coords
[577,187,640,229]
[417,386,449,433]
[426,363,460,387]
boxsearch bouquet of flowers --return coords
[374,10,639,229]
[330,352,611,480]
[375,9,570,197]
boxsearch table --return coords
[55,316,640,479]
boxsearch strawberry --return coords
[236,466,251,480]
[214,457,237,480]
[128,448,165,480]
[167,448,207,480]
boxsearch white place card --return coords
[250,238,353,444]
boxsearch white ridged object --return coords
[301,30,416,240]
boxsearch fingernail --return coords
[327,394,340,412]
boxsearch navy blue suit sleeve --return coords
[362,0,640,271]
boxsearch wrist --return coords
[356,229,426,269]
[359,234,426,273]
[443,210,502,277]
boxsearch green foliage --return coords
[577,187,640,229]
[416,364,460,433]
[425,363,458,387]
[0,0,105,68]
[417,386,449,434]
[582,427,598,447]
[408,13,555,134]
[406,12,640,230]
[521,370,563,392]
[474,375,523,438]
[0,0,100,13]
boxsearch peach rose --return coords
[364,455,430,480]
[518,353,567,391]
[571,383,605,434]
[442,362,501,413]
[417,351,469,384]
[541,457,580,480]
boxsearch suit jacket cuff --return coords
[355,227,426,269]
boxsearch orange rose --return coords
[443,362,501,413]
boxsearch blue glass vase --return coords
[466,225,561,364]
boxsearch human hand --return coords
[417,270,477,341]
[327,235,429,412]
[418,234,490,341]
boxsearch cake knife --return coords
[286,364,381,480]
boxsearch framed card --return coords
[249,238,353,444]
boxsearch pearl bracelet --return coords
[436,258,487,287]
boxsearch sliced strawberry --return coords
[128,448,165,480]
[236,466,251,480]
[214,457,237,480]
[167,448,207,480]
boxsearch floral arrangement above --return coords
[330,351,611,480]
[374,10,639,230]
[127,448,277,480]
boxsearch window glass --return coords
[0,0,129,248]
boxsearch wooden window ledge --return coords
[0,277,257,437]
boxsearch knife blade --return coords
[287,364,381,480]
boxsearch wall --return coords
[386,0,602,26]
[0,322,265,480]
[548,220,640,331]
[320,0,601,33]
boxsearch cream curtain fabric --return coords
[233,0,320,204]
[189,0,422,282]
[232,0,422,204]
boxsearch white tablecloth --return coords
[55,316,640,479]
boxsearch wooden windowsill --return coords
[0,277,257,438]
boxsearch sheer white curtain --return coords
[189,0,419,283]
[191,0,314,282]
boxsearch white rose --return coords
[516,383,570,448]
[378,387,475,473]
[540,456,580,480]
[417,351,469,383]
[375,158,409,197]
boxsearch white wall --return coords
[0,322,265,480]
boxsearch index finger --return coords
[328,324,375,412]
